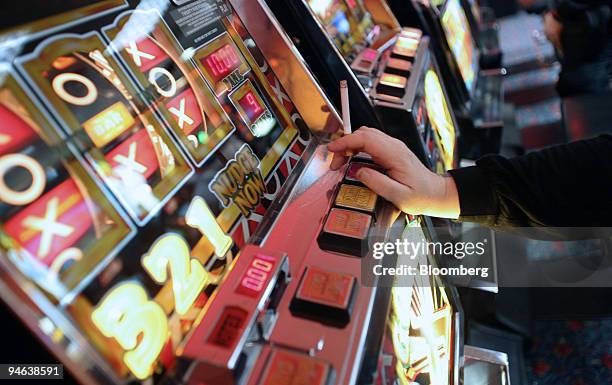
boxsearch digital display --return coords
[201,43,242,83]
[238,90,265,121]
[236,253,277,298]
[332,10,351,35]
[441,0,477,92]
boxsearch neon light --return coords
[51,72,98,106]
[141,233,210,315]
[185,196,233,258]
[92,282,168,380]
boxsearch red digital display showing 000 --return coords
[201,43,242,82]
[236,253,276,298]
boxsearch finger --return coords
[328,129,398,169]
[356,168,410,210]
[330,152,348,171]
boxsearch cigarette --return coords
[340,80,351,135]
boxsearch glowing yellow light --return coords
[380,73,407,88]
[92,282,168,380]
[82,101,135,148]
[441,0,476,91]
[424,69,455,171]
[396,36,419,50]
[185,196,232,258]
[142,233,210,315]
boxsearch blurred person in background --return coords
[543,0,612,96]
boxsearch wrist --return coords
[424,174,460,219]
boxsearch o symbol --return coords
[148,67,177,98]
[0,154,46,206]
[52,72,98,106]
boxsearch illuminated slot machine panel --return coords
[17,31,195,225]
[0,0,332,383]
[0,74,134,301]
[0,1,416,385]
[439,0,478,95]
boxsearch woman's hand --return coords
[328,127,460,219]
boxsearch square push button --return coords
[317,208,372,256]
[376,73,407,98]
[290,267,357,328]
[335,184,378,213]
[258,348,332,385]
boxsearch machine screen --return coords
[0,0,313,381]
[440,0,477,93]
[306,0,374,62]
[424,69,456,171]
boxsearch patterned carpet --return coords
[526,320,612,385]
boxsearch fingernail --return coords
[356,169,368,179]
[345,150,354,157]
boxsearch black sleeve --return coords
[448,135,612,228]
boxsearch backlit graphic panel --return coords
[0,74,133,301]
[17,31,193,225]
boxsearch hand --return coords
[328,127,460,219]
[543,11,563,54]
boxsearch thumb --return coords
[356,168,410,210]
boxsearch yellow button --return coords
[335,184,378,212]
[83,101,135,147]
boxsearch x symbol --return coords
[270,77,291,105]
[113,142,147,175]
[23,197,74,258]
[126,41,155,67]
[168,98,194,131]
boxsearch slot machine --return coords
[266,0,460,176]
[386,0,504,155]
[0,1,466,385]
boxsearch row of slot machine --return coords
[0,1,508,385]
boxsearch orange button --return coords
[335,184,378,212]
[323,208,371,240]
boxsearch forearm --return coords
[448,135,612,228]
